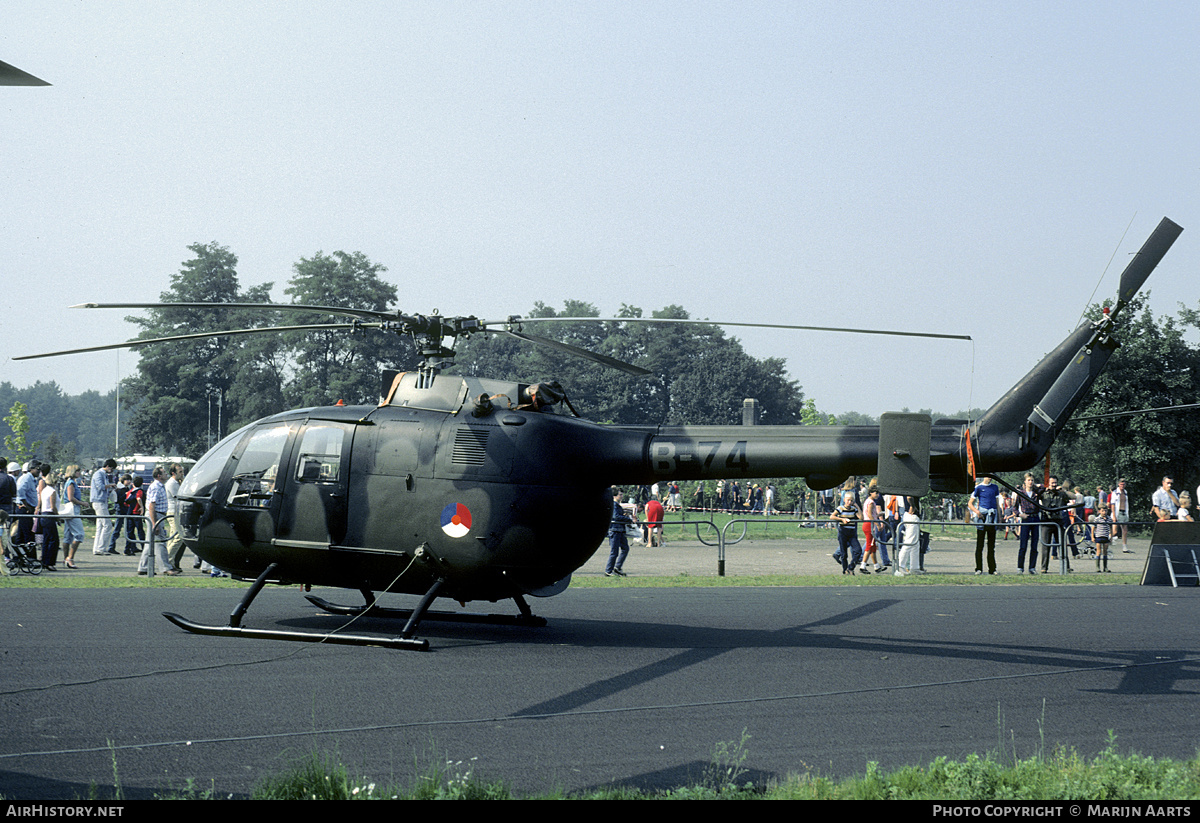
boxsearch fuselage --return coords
[175,371,974,602]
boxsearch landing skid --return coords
[304,592,549,629]
[161,611,429,650]
[160,562,434,651]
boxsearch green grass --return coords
[0,574,247,589]
[263,735,1200,799]
[573,571,1140,587]
[773,737,1200,800]
[111,732,1200,799]
[1,570,1141,590]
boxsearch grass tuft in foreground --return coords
[250,751,510,800]
[777,737,1200,800]
[224,732,1200,800]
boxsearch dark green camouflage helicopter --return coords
[19,218,1182,649]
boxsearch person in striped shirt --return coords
[1090,504,1115,573]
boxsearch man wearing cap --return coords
[91,459,118,555]
[15,461,41,546]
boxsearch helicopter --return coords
[16,217,1182,649]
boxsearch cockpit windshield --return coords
[178,424,252,499]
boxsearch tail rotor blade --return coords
[1113,217,1183,319]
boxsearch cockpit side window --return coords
[294,425,344,483]
[226,424,293,508]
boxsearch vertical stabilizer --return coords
[974,217,1182,474]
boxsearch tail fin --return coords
[973,217,1183,473]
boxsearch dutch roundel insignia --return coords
[440,503,472,538]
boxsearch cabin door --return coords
[276,420,353,547]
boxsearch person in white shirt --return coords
[164,464,186,571]
[90,459,118,555]
[895,496,922,576]
[1109,479,1131,553]
[1152,476,1179,521]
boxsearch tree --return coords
[122,244,424,455]
[72,389,119,458]
[283,251,416,407]
[124,242,278,456]
[1052,296,1200,516]
[46,434,83,467]
[800,398,827,426]
[0,383,117,462]
[21,381,75,455]
[829,411,878,426]
[451,300,631,420]
[451,300,805,425]
[4,401,38,463]
[667,345,802,426]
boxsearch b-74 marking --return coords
[650,440,750,475]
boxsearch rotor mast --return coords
[396,312,486,387]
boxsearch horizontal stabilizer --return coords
[877,413,931,496]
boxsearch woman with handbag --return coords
[58,465,85,569]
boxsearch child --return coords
[1177,492,1194,522]
[1091,504,1115,573]
[895,496,921,576]
[860,487,884,573]
[123,476,146,556]
[831,491,864,575]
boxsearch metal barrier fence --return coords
[622,514,936,576]
[614,516,731,575]
[7,511,170,576]
[616,511,1158,577]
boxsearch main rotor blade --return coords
[0,59,50,86]
[1112,217,1184,320]
[71,301,402,323]
[1069,403,1200,423]
[489,316,972,342]
[14,323,380,361]
[490,330,653,376]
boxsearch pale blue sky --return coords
[3,1,1196,417]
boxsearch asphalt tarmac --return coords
[2,528,1195,800]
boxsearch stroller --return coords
[2,511,42,575]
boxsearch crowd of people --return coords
[827,478,924,576]
[6,455,1194,581]
[0,457,221,577]
[913,473,1194,577]
[992,473,1131,575]
[825,472,1195,578]
[689,479,777,515]
[610,471,1196,580]
[0,459,81,572]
